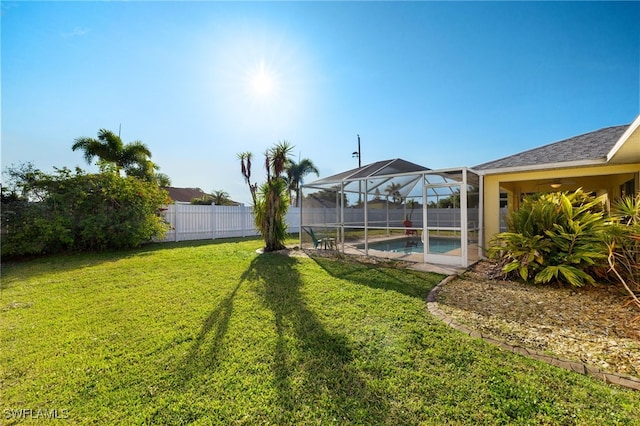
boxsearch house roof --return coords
[608,114,640,164]
[473,123,631,173]
[163,187,209,203]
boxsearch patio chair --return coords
[303,227,336,249]
[403,219,418,236]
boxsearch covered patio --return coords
[300,159,481,267]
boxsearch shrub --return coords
[605,194,640,313]
[191,195,215,205]
[1,166,169,257]
[488,189,608,287]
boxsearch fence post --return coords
[242,205,247,237]
[174,203,180,242]
[211,203,216,240]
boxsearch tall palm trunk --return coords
[255,178,288,251]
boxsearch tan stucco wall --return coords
[482,163,640,246]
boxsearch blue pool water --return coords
[362,237,461,254]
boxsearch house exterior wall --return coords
[482,162,640,245]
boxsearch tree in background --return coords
[238,141,293,252]
[191,190,234,206]
[72,128,169,185]
[385,182,403,204]
[285,159,319,207]
[154,172,172,187]
[211,190,233,205]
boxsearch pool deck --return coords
[338,235,478,276]
[307,235,480,276]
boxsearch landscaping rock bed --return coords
[435,261,640,379]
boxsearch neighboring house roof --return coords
[163,187,209,203]
[473,123,632,173]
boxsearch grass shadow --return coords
[179,281,242,377]
[246,252,390,424]
[309,254,445,300]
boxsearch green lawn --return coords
[1,238,639,424]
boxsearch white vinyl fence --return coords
[158,204,301,242]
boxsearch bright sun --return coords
[249,61,276,98]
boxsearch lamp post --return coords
[352,134,362,204]
[352,134,361,168]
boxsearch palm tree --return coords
[239,141,294,252]
[72,129,153,178]
[211,190,232,206]
[385,182,403,204]
[286,159,319,207]
[237,151,257,206]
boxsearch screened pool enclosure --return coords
[300,159,481,267]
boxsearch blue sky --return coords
[3,1,639,205]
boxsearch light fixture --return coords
[550,182,562,189]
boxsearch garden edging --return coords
[427,275,640,392]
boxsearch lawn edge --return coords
[427,275,640,392]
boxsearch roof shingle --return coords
[163,187,208,203]
[473,124,629,171]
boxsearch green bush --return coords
[190,195,214,205]
[605,194,640,305]
[488,189,608,287]
[1,167,169,257]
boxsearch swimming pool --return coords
[359,237,461,255]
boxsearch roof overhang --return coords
[607,114,640,163]
[475,159,607,176]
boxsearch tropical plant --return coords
[605,193,640,315]
[237,152,258,206]
[427,188,462,208]
[72,128,160,182]
[211,190,233,206]
[488,189,608,287]
[238,141,293,251]
[611,193,640,226]
[285,159,319,207]
[191,190,234,206]
[385,182,403,204]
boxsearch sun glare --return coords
[250,62,276,98]
[209,31,313,131]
